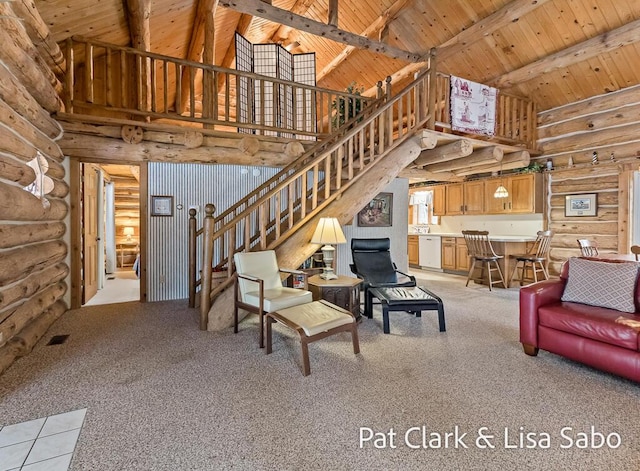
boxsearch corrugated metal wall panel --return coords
[147,163,281,301]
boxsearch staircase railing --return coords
[195,55,437,329]
[61,36,374,139]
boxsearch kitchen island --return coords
[410,232,537,288]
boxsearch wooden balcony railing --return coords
[62,36,375,139]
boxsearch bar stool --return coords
[462,230,506,291]
[508,230,553,286]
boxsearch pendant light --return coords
[494,161,509,198]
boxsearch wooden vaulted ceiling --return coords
[36,0,640,113]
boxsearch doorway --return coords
[70,161,145,308]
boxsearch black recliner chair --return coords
[350,238,416,300]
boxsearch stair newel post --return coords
[200,203,216,330]
[188,207,198,308]
[427,47,437,130]
[385,76,393,147]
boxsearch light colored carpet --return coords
[84,270,139,306]
[0,271,639,470]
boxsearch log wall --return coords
[538,84,640,275]
[0,3,68,375]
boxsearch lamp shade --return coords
[311,218,346,245]
[123,226,135,236]
[493,185,509,198]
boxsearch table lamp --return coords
[311,217,346,280]
[123,226,135,241]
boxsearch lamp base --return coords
[320,244,338,280]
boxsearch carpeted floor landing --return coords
[1,271,639,470]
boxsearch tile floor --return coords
[0,409,86,471]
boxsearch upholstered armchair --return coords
[234,250,313,348]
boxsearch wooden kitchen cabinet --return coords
[441,237,456,270]
[445,183,464,215]
[455,237,469,271]
[484,173,542,214]
[463,180,485,214]
[432,185,446,216]
[408,236,419,266]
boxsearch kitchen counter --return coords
[424,233,537,242]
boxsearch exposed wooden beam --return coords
[124,0,150,51]
[328,0,338,26]
[219,0,421,62]
[362,0,551,96]
[413,140,473,168]
[453,151,530,176]
[491,17,640,89]
[317,0,409,82]
[425,146,503,173]
[178,0,218,113]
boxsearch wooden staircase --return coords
[193,54,439,330]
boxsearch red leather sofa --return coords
[520,258,640,382]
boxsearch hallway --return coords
[83,269,139,306]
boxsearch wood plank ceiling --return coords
[35,0,640,113]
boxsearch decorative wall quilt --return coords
[450,75,498,136]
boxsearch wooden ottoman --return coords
[265,300,360,376]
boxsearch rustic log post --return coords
[385,76,393,147]
[200,203,216,330]
[188,207,198,309]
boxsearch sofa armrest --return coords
[519,279,566,347]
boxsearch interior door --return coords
[83,165,99,303]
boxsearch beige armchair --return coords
[234,250,313,348]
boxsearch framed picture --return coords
[357,192,393,227]
[565,193,597,217]
[151,195,174,217]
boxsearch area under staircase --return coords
[193,57,439,330]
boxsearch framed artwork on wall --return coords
[151,195,174,217]
[565,193,597,217]
[357,192,393,227]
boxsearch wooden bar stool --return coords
[462,230,506,291]
[509,230,553,286]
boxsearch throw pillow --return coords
[561,258,640,313]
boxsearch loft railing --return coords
[61,36,375,139]
[191,61,437,329]
[431,72,537,149]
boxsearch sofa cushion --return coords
[560,258,640,313]
[539,302,640,350]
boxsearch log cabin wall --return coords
[537,84,640,275]
[0,12,68,373]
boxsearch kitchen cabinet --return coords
[432,185,446,216]
[484,173,542,214]
[455,237,469,272]
[408,236,419,266]
[441,237,456,270]
[441,237,468,272]
[440,180,485,215]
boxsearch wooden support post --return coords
[188,207,197,308]
[200,203,216,330]
[426,48,437,129]
[328,0,338,26]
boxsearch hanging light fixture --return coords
[494,161,509,199]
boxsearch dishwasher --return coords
[418,235,442,270]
